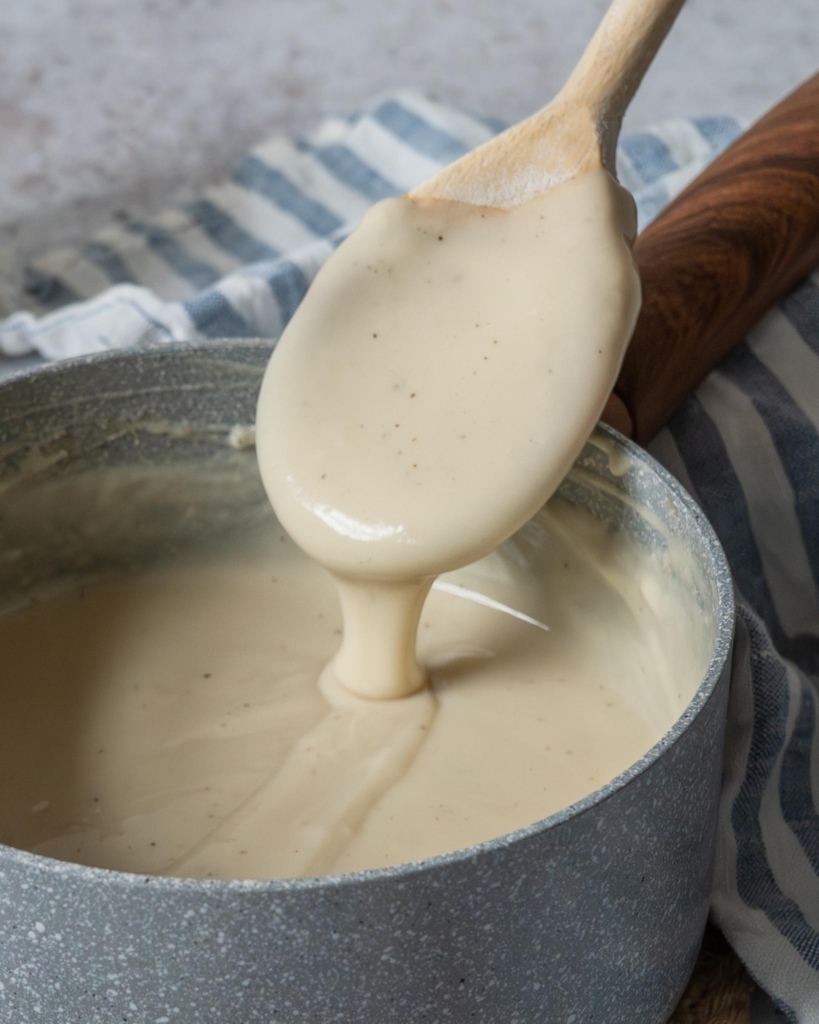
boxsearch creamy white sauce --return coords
[0,165,705,884]
[0,498,709,880]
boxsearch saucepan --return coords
[0,339,731,1023]
[1,74,818,1023]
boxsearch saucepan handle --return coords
[615,72,819,444]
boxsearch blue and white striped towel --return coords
[1,91,817,1021]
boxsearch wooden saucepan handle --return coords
[615,72,819,445]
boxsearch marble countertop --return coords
[0,0,816,268]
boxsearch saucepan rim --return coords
[0,341,735,894]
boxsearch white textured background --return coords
[1,0,817,266]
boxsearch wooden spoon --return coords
[411,0,687,209]
[256,0,692,703]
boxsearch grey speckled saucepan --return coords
[0,341,734,1024]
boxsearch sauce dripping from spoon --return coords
[256,172,640,699]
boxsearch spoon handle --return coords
[617,72,819,444]
[561,0,687,166]
[412,0,686,206]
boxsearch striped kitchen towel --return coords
[1,91,817,1021]
[0,93,736,360]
